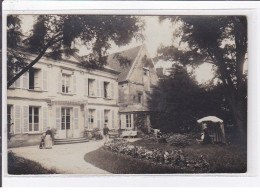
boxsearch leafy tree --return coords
[149,65,209,132]
[7,15,27,80]
[7,15,143,88]
[158,16,247,141]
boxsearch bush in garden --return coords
[84,128,103,140]
[163,133,192,147]
[143,133,193,147]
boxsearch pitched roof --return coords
[106,45,143,82]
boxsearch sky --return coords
[19,15,215,84]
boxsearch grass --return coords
[84,148,192,174]
[8,151,57,175]
[85,138,246,174]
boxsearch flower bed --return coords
[104,139,210,172]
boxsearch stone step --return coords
[54,137,89,145]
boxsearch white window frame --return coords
[62,74,71,94]
[88,109,95,129]
[29,68,41,91]
[126,114,132,128]
[88,78,95,97]
[61,107,71,130]
[29,106,40,132]
[104,110,110,126]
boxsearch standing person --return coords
[202,122,211,144]
[103,124,109,144]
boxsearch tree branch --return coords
[7,35,63,88]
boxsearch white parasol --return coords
[197,116,223,123]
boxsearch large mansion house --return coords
[7,45,158,147]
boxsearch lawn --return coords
[8,151,57,175]
[84,138,247,174]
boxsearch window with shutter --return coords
[29,68,40,90]
[74,107,79,130]
[88,109,95,129]
[104,82,109,98]
[112,110,115,128]
[14,105,21,134]
[104,110,109,127]
[88,79,95,96]
[56,107,61,130]
[7,105,14,134]
[23,106,29,133]
[29,107,39,132]
[58,73,62,93]
[131,114,134,129]
[100,81,104,98]
[62,74,71,93]
[96,80,100,97]
[42,107,48,132]
[15,77,21,88]
[97,110,101,129]
[111,83,114,99]
[101,109,105,128]
[42,70,48,91]
[126,114,132,129]
[73,75,76,94]
[22,71,29,89]
[84,77,88,96]
[85,108,88,129]
[120,114,126,129]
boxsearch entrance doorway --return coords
[61,108,73,138]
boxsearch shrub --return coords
[143,133,193,147]
[163,133,192,147]
[134,113,150,133]
[84,128,103,140]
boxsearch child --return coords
[39,133,46,149]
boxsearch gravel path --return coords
[9,140,109,174]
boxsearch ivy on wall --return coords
[134,113,150,134]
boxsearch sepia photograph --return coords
[5,14,247,175]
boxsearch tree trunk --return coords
[226,91,247,144]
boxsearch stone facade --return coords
[7,54,120,147]
[7,45,158,147]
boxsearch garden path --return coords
[9,140,109,174]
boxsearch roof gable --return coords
[106,45,143,82]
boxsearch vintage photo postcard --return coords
[2,1,253,177]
